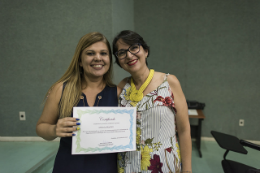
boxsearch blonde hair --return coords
[45,32,115,118]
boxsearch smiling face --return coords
[80,41,110,80]
[116,39,148,73]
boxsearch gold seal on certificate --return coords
[72,107,136,154]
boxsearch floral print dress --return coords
[118,74,182,173]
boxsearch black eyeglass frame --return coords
[115,43,141,60]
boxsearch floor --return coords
[0,140,259,173]
[0,141,59,173]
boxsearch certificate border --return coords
[75,109,135,153]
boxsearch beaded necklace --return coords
[129,69,154,106]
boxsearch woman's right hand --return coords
[55,117,80,137]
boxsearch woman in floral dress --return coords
[113,30,192,173]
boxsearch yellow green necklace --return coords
[128,69,154,106]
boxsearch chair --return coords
[211,131,260,173]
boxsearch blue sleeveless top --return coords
[52,85,118,173]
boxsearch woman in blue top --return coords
[36,32,121,173]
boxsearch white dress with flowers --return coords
[117,74,182,173]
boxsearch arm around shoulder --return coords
[117,77,129,90]
[117,77,129,98]
[117,86,122,99]
[36,82,63,141]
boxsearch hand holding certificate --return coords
[72,107,136,154]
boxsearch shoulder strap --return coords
[59,82,67,105]
[62,82,67,93]
[164,73,170,81]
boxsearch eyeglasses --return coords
[115,43,141,60]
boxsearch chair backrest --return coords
[211,131,247,154]
[211,131,260,173]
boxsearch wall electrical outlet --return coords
[239,119,244,126]
[19,111,26,120]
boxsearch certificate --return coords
[72,107,136,154]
